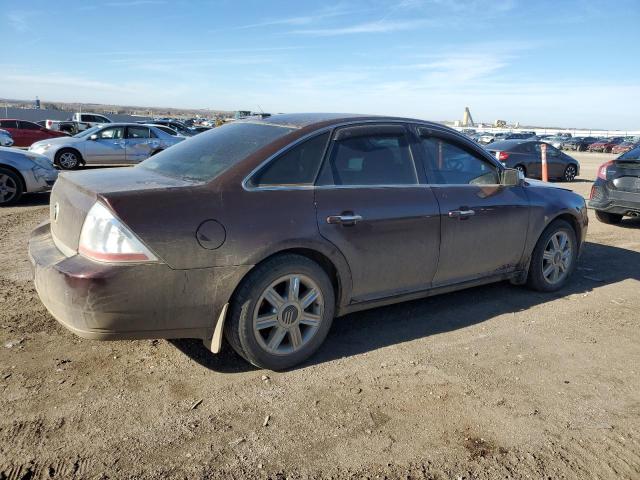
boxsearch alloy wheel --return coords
[564,165,577,181]
[253,274,324,355]
[59,152,78,169]
[0,173,18,204]
[542,231,572,284]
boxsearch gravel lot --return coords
[1,152,639,479]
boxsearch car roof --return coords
[236,112,444,130]
[95,122,157,127]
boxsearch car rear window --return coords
[618,145,640,161]
[139,122,295,182]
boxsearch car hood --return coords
[32,136,85,148]
[525,178,573,192]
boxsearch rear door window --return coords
[0,120,17,129]
[127,126,151,139]
[316,125,417,186]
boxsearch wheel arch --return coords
[514,209,584,286]
[0,164,26,192]
[55,147,84,166]
[230,245,352,315]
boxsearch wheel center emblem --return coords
[280,305,299,326]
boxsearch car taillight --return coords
[78,202,158,263]
[597,160,614,180]
[498,151,510,161]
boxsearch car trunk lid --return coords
[612,160,640,193]
[50,167,198,254]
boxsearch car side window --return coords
[97,127,124,139]
[317,127,417,186]
[250,132,330,187]
[547,145,561,156]
[0,120,17,129]
[127,126,151,139]
[518,142,536,154]
[419,134,500,185]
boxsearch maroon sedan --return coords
[29,114,588,370]
[588,137,624,153]
[0,119,68,147]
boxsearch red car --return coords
[611,141,639,155]
[0,119,68,148]
[587,137,624,153]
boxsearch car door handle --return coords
[448,209,475,219]
[326,214,363,226]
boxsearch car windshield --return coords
[73,126,101,138]
[139,121,295,181]
[618,145,640,161]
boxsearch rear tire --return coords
[55,149,81,170]
[595,210,623,225]
[527,219,578,292]
[0,168,24,206]
[515,164,527,177]
[563,164,577,182]
[224,254,335,370]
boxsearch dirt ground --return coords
[1,152,639,479]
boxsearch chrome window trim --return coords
[242,125,334,191]
[242,119,430,192]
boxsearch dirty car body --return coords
[29,114,588,369]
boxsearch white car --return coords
[0,147,58,205]
[29,123,184,169]
[0,129,13,147]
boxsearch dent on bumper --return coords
[29,221,250,341]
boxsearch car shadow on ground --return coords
[17,192,50,206]
[614,216,640,229]
[171,240,640,373]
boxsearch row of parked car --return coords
[464,130,640,154]
[0,114,213,206]
[0,114,213,149]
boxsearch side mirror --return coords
[90,134,98,141]
[501,168,523,186]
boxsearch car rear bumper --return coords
[29,221,250,341]
[589,183,640,215]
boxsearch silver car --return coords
[0,147,58,205]
[0,129,13,147]
[28,123,183,169]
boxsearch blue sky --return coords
[2,0,640,129]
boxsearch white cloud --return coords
[6,11,35,32]
[291,19,429,36]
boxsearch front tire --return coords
[224,254,335,370]
[595,210,623,224]
[0,168,23,206]
[55,149,81,170]
[527,219,578,292]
